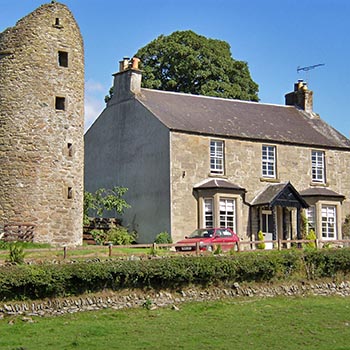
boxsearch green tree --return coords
[83,187,130,221]
[135,30,259,101]
[106,30,258,103]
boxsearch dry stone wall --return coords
[1,281,350,317]
[0,2,84,246]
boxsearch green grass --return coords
[1,296,350,349]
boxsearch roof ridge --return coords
[140,88,294,109]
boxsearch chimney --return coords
[285,80,313,113]
[111,57,142,103]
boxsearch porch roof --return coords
[251,182,309,208]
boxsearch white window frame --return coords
[321,205,337,239]
[203,198,214,228]
[262,145,276,178]
[305,205,316,233]
[311,150,325,183]
[219,198,236,231]
[210,140,224,175]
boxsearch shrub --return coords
[305,229,317,249]
[90,229,106,245]
[7,242,25,264]
[106,226,136,245]
[154,232,172,244]
[257,230,265,250]
[1,249,350,301]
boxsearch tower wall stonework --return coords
[0,2,84,245]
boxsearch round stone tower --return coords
[0,2,84,246]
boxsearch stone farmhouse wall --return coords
[0,2,84,246]
[170,132,350,242]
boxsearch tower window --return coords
[55,97,65,110]
[55,18,60,26]
[67,187,73,199]
[58,51,68,67]
[67,143,73,157]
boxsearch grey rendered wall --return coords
[84,98,171,243]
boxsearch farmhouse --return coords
[84,58,350,245]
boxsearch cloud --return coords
[84,79,106,131]
[86,79,104,93]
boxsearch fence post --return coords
[278,239,282,251]
[63,246,67,260]
[196,241,200,255]
[108,244,113,257]
[236,241,240,252]
[315,238,319,249]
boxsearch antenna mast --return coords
[297,63,325,73]
[297,63,325,85]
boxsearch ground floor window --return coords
[202,197,236,231]
[219,198,235,230]
[204,198,213,228]
[321,205,337,239]
[306,205,316,232]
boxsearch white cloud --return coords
[86,79,104,93]
[84,92,106,131]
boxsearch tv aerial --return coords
[297,63,325,73]
[297,63,325,85]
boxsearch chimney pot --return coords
[132,57,140,70]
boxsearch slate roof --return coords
[194,178,245,191]
[137,89,350,150]
[300,187,344,198]
[251,182,309,208]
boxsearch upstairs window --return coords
[55,97,65,110]
[58,51,68,67]
[312,150,325,183]
[210,140,224,175]
[262,145,276,178]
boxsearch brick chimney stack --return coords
[285,80,313,113]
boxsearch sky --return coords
[1,0,350,138]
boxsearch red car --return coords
[175,228,239,252]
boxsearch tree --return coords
[83,187,130,222]
[134,30,259,101]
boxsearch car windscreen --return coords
[188,229,214,238]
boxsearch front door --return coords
[262,209,274,249]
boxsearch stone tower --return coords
[0,2,84,246]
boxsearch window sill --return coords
[208,173,228,179]
[310,182,329,187]
[260,177,280,183]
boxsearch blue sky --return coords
[1,0,350,137]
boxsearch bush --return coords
[257,230,265,250]
[106,226,136,245]
[90,229,106,245]
[305,229,317,249]
[1,249,350,301]
[7,242,25,264]
[154,232,172,244]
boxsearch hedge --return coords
[0,249,350,301]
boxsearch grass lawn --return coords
[1,296,350,350]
